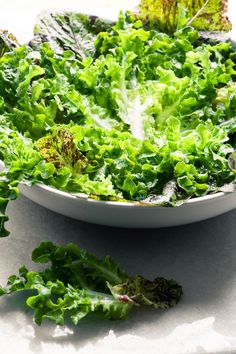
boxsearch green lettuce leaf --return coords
[137,0,231,33]
[0,178,19,237]
[30,11,113,59]
[0,241,183,325]
[35,127,88,174]
[31,241,129,289]
[0,125,43,237]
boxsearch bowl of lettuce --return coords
[0,2,236,234]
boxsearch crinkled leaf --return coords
[139,181,180,206]
[0,126,43,237]
[137,0,231,33]
[108,275,183,309]
[0,180,19,237]
[30,11,113,59]
[35,128,88,174]
[32,241,129,291]
[0,242,182,325]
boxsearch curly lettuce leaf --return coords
[0,271,131,325]
[35,127,88,174]
[31,241,129,289]
[0,241,183,325]
[137,0,231,33]
[0,124,43,237]
[0,179,19,237]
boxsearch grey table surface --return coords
[0,195,236,354]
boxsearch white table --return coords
[1,1,236,353]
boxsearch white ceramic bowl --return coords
[19,183,236,228]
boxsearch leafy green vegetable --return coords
[137,0,231,33]
[35,127,88,173]
[0,7,236,237]
[30,11,113,59]
[0,30,19,58]
[0,126,43,236]
[0,241,183,325]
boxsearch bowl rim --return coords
[2,160,233,207]
[24,181,229,207]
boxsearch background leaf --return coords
[0,30,19,58]
[137,0,231,33]
[30,11,113,59]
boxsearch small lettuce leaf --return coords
[0,125,43,237]
[0,30,19,58]
[31,241,129,290]
[0,270,131,325]
[0,241,183,325]
[0,179,19,237]
[35,128,88,174]
[137,0,231,33]
[30,11,113,59]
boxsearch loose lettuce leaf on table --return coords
[30,11,113,59]
[0,241,183,325]
[137,0,231,33]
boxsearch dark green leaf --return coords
[30,11,113,59]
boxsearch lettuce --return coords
[0,241,183,325]
[35,127,88,173]
[0,30,19,58]
[137,0,231,33]
[0,7,236,236]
